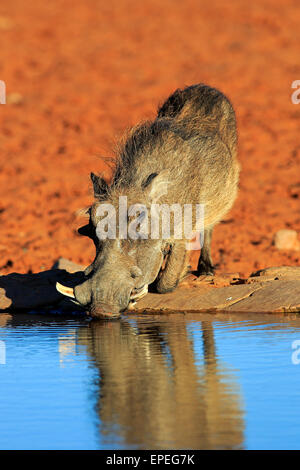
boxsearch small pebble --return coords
[273,229,300,251]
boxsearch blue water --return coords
[1,312,300,449]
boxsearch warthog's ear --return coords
[90,172,109,199]
[142,169,170,203]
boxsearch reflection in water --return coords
[77,317,244,449]
[58,329,77,366]
[2,312,300,449]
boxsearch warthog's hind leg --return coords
[196,227,215,276]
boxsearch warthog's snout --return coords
[56,277,148,319]
[88,303,123,319]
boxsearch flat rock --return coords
[131,283,262,313]
[130,267,300,314]
[52,257,87,273]
[0,259,300,315]
[226,280,300,313]
[249,265,300,280]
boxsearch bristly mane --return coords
[112,119,172,188]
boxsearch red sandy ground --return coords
[0,0,300,278]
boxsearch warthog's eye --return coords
[130,266,142,278]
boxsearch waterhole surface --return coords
[0,312,300,449]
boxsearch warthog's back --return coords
[113,84,239,228]
[157,84,237,161]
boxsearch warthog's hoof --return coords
[196,260,215,277]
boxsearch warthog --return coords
[57,84,240,318]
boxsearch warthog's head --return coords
[57,171,170,318]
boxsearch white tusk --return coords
[130,284,148,301]
[56,282,76,299]
[128,300,137,311]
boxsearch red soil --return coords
[0,0,300,278]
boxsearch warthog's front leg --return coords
[156,241,189,293]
